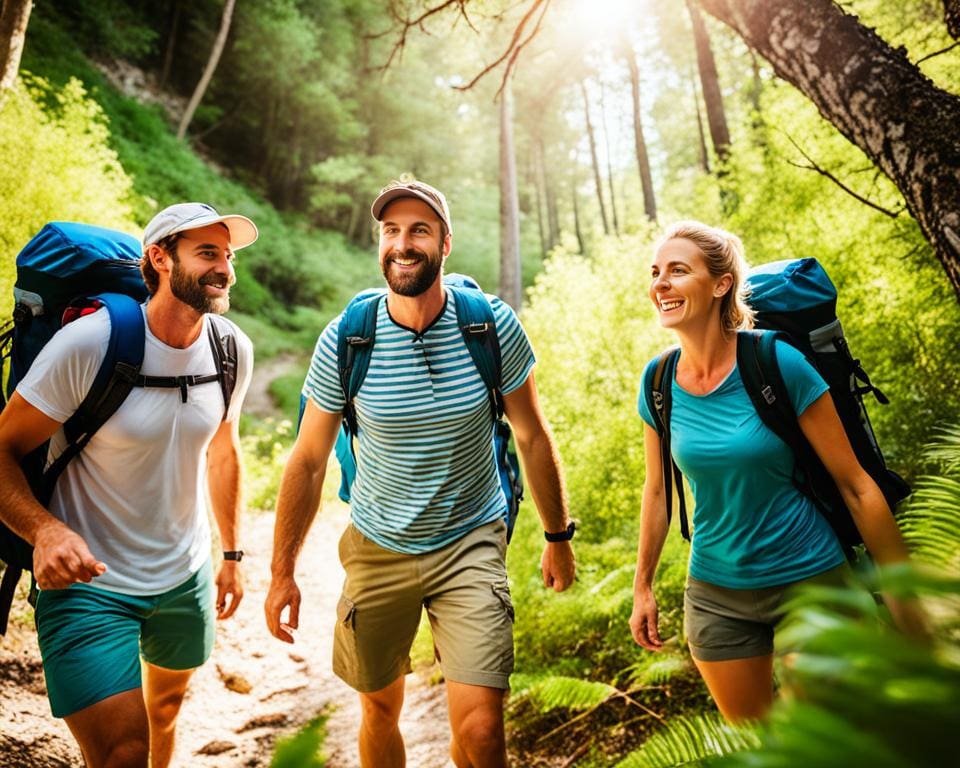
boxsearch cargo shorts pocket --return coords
[337,595,356,630]
[492,582,514,623]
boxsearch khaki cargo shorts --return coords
[333,519,515,693]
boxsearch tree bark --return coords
[599,83,620,237]
[499,83,522,310]
[0,0,32,96]
[687,0,731,163]
[530,151,547,258]
[624,42,658,222]
[692,69,711,173]
[572,178,586,256]
[539,137,560,249]
[177,0,236,140]
[580,80,610,236]
[699,0,960,301]
[160,0,183,90]
[946,0,960,39]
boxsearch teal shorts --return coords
[35,559,215,718]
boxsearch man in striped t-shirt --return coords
[265,179,575,767]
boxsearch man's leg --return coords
[358,675,406,768]
[63,690,150,768]
[446,681,507,768]
[143,661,197,768]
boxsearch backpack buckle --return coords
[465,322,490,335]
[346,335,372,347]
[761,385,776,405]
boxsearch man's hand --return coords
[215,561,244,619]
[264,575,301,643]
[32,521,106,590]
[629,586,663,652]
[541,541,576,592]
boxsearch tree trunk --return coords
[699,0,960,301]
[580,81,610,236]
[177,0,236,140]
[539,137,560,249]
[599,83,620,236]
[572,179,586,256]
[499,83,522,310]
[160,0,183,90]
[530,151,547,258]
[946,0,960,39]
[692,69,711,173]
[625,43,658,222]
[0,0,32,96]
[687,0,731,163]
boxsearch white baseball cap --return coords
[142,202,258,250]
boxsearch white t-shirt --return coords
[17,304,253,594]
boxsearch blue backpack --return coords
[645,258,909,557]
[301,274,524,541]
[0,222,238,634]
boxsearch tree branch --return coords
[453,0,551,95]
[783,134,905,219]
[915,40,960,64]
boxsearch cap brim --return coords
[371,189,449,233]
[171,214,259,250]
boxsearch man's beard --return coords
[382,248,442,297]
[170,259,231,314]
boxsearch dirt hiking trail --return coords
[0,502,455,767]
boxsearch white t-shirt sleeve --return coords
[16,309,111,423]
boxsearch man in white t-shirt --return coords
[0,203,256,768]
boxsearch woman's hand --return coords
[630,586,664,651]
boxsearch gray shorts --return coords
[684,564,848,662]
[333,520,515,693]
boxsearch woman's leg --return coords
[691,652,774,722]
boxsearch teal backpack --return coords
[300,274,524,541]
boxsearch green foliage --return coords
[269,366,311,420]
[521,231,667,543]
[240,418,294,512]
[0,76,138,319]
[615,714,760,768]
[270,713,328,767]
[512,674,619,712]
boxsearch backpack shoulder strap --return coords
[645,347,688,540]
[449,286,502,419]
[42,293,145,505]
[206,314,238,420]
[336,292,383,435]
[737,330,803,447]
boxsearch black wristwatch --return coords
[544,522,576,542]
[223,550,244,561]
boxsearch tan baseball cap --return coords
[371,180,452,234]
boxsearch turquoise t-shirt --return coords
[638,338,845,589]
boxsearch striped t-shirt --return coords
[304,289,536,554]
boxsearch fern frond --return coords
[627,656,688,686]
[923,423,960,469]
[898,475,960,568]
[523,675,618,712]
[615,713,759,768]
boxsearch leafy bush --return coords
[0,75,138,319]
